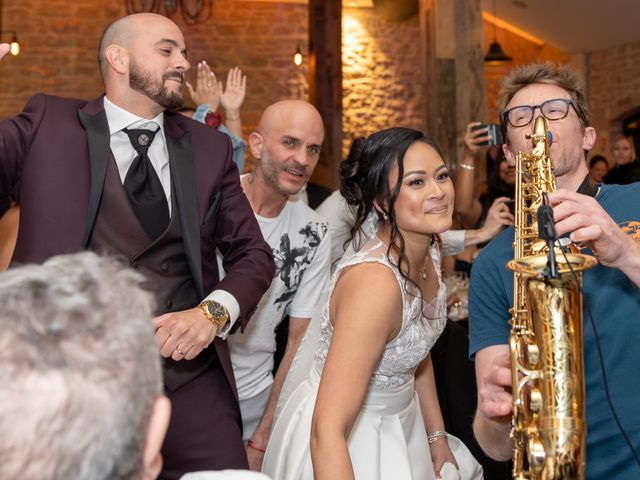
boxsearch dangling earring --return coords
[382,211,388,220]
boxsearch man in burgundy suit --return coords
[0,14,274,480]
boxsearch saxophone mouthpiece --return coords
[547,130,553,145]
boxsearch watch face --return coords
[207,301,227,318]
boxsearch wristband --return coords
[459,163,475,171]
[247,439,266,453]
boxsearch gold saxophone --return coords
[507,116,597,479]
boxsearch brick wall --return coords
[588,39,640,160]
[2,1,632,168]
[0,0,308,145]
[0,0,124,115]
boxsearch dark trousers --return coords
[431,320,512,480]
[159,363,248,480]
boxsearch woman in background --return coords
[604,134,640,184]
[588,155,609,184]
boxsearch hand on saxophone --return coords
[477,346,512,422]
[473,345,514,460]
[548,189,640,287]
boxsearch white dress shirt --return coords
[103,97,239,336]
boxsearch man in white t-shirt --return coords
[225,100,331,471]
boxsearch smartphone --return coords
[471,123,503,146]
[503,199,515,215]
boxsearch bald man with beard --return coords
[0,14,274,479]
[223,100,331,470]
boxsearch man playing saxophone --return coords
[469,62,640,479]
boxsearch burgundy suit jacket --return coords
[0,93,275,403]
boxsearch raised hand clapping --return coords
[186,60,222,111]
[0,44,10,62]
[220,66,246,115]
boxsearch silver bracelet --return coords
[427,430,448,444]
[459,163,475,171]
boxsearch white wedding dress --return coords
[262,238,483,479]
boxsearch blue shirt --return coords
[193,104,246,173]
[469,182,640,479]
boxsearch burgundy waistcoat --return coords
[89,153,216,390]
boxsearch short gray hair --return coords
[0,252,161,480]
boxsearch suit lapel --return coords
[78,97,110,248]
[165,115,204,298]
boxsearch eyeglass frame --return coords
[502,98,575,128]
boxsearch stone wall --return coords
[341,7,423,157]
[340,12,570,158]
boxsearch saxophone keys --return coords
[527,437,546,475]
[528,387,542,414]
[525,342,540,368]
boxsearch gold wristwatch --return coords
[198,300,229,332]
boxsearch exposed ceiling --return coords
[483,0,640,54]
[253,0,640,54]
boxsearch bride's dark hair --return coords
[340,127,444,299]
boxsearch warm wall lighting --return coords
[10,34,20,56]
[0,32,20,56]
[293,45,303,66]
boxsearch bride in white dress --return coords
[262,128,482,479]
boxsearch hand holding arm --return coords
[186,61,222,112]
[220,67,246,138]
[0,44,10,62]
[549,189,640,287]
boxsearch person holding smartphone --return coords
[444,122,515,280]
[454,122,515,233]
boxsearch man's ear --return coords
[582,126,596,151]
[103,44,128,75]
[502,141,516,167]
[142,396,171,480]
[249,132,264,160]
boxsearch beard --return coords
[129,60,184,111]
[259,148,309,196]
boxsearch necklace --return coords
[416,242,434,280]
[417,266,427,280]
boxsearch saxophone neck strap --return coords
[576,174,599,198]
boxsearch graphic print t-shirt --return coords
[227,198,331,400]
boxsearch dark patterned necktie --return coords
[122,126,170,240]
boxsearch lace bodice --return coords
[313,238,447,390]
